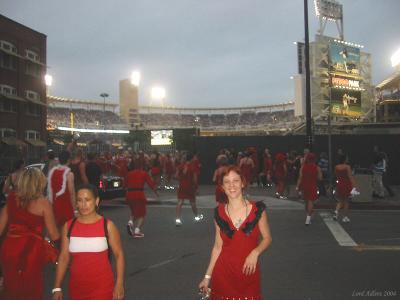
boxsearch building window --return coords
[25,90,41,102]
[25,61,42,77]
[0,40,18,54]
[0,52,17,70]
[0,99,18,113]
[25,49,40,62]
[25,130,40,140]
[0,128,17,138]
[25,102,41,116]
[0,84,17,96]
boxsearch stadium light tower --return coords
[45,74,53,96]
[100,93,109,129]
[150,86,166,107]
[131,70,141,87]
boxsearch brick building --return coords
[0,14,47,171]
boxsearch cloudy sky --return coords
[2,0,399,107]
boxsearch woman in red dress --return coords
[0,168,59,300]
[163,153,175,189]
[199,165,272,300]
[333,154,356,223]
[175,153,203,226]
[213,157,228,203]
[273,153,287,199]
[239,152,254,186]
[125,162,158,238]
[53,184,125,300]
[296,153,322,225]
[48,150,75,228]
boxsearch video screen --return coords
[329,42,360,77]
[330,88,361,117]
[151,130,173,146]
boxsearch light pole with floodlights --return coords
[100,93,109,129]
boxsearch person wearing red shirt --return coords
[296,153,322,225]
[175,153,203,226]
[125,162,158,238]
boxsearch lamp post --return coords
[100,93,109,129]
[304,0,313,150]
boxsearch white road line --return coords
[320,212,358,247]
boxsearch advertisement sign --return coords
[329,43,360,78]
[330,88,361,117]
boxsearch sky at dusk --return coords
[1,0,399,107]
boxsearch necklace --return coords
[226,200,248,229]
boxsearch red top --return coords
[125,170,156,201]
[335,167,353,199]
[263,155,272,175]
[67,218,114,300]
[177,163,196,200]
[300,163,319,201]
[1,193,46,300]
[48,166,74,227]
[211,201,265,300]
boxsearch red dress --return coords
[67,217,114,300]
[335,167,352,199]
[48,165,74,227]
[240,159,254,185]
[0,193,46,300]
[125,170,156,218]
[177,163,196,200]
[212,201,265,300]
[300,163,319,201]
[214,170,227,203]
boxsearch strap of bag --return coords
[67,217,78,239]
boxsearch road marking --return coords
[320,212,358,247]
[128,253,196,277]
[353,244,400,252]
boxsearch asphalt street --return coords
[43,186,400,300]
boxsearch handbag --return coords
[198,288,211,300]
[42,238,59,265]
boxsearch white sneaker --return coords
[194,214,204,222]
[126,222,134,236]
[342,216,350,223]
[305,215,311,225]
[175,219,182,226]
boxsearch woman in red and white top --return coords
[48,150,75,228]
[52,184,125,300]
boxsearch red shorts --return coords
[127,199,146,218]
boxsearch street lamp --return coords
[100,93,109,129]
[150,86,166,106]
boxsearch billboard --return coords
[330,88,361,117]
[329,43,360,78]
[150,130,173,146]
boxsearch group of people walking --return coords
[0,142,391,299]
